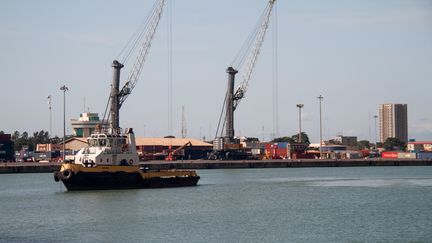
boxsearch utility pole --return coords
[47,95,52,137]
[181,105,187,138]
[318,95,323,159]
[60,85,69,162]
[296,104,304,143]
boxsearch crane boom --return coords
[118,0,166,108]
[233,0,276,109]
[219,0,276,142]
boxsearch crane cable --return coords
[117,0,160,65]
[167,0,173,135]
[230,7,268,70]
[215,1,275,139]
[104,0,164,127]
[215,92,228,139]
[272,2,279,139]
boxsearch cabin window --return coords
[100,159,102,162]
[99,139,106,146]
[107,159,109,162]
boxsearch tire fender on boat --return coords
[53,171,60,182]
[61,169,73,180]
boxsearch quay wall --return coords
[1,159,431,174]
[144,159,432,170]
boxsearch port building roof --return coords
[135,137,212,147]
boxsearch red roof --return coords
[408,141,432,145]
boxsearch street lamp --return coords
[296,104,304,143]
[47,95,52,136]
[60,85,69,162]
[373,115,378,147]
[317,95,324,159]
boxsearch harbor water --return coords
[1,166,432,242]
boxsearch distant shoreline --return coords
[1,159,431,174]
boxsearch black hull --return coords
[55,171,200,191]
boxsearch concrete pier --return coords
[1,159,431,174]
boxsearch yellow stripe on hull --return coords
[60,163,198,179]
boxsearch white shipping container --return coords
[397,152,417,159]
[251,148,262,155]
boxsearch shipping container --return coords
[0,141,15,162]
[33,151,61,162]
[275,142,289,148]
[381,151,399,159]
[0,134,12,142]
[36,143,62,152]
[397,152,417,159]
[251,148,262,155]
[417,152,432,160]
[345,151,362,159]
[264,146,289,159]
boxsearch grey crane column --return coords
[110,60,124,133]
[225,67,238,144]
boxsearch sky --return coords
[0,0,431,143]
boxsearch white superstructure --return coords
[74,128,139,167]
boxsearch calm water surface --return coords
[1,166,432,242]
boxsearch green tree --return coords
[12,131,20,140]
[357,140,370,150]
[291,132,310,144]
[272,136,295,143]
[50,136,62,144]
[383,137,406,151]
[245,137,260,142]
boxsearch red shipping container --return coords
[381,151,398,159]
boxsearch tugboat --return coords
[54,126,200,191]
[54,60,200,191]
[54,1,199,190]
[54,0,200,191]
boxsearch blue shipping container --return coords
[417,152,432,159]
[276,142,289,148]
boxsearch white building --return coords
[70,113,102,138]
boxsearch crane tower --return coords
[106,0,166,133]
[212,0,276,159]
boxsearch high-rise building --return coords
[379,104,408,143]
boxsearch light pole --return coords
[60,85,69,162]
[317,95,323,159]
[296,104,304,143]
[373,115,378,147]
[47,95,52,137]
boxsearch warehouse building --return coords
[135,137,213,160]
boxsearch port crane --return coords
[211,0,276,160]
[104,0,166,133]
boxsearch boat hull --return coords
[54,164,200,191]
